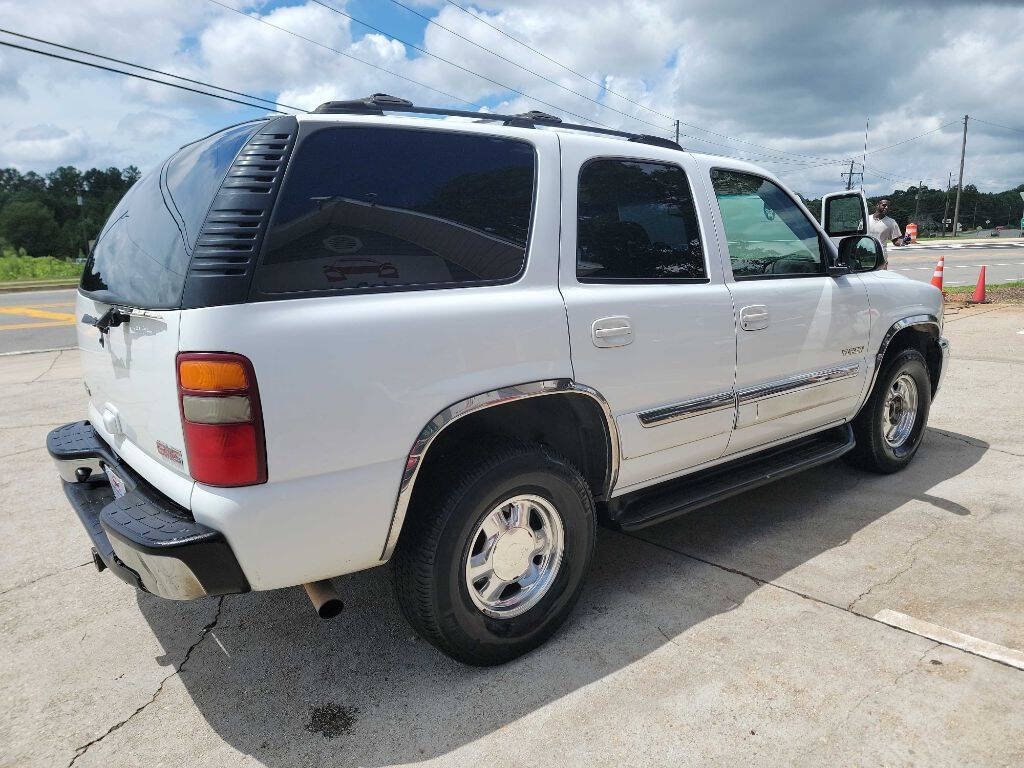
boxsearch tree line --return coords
[803,182,1024,235]
[0,165,140,259]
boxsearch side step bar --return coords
[608,425,855,531]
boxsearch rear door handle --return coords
[739,305,769,331]
[592,316,633,348]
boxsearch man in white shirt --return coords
[866,199,904,265]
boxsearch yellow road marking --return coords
[0,306,76,322]
[0,320,75,331]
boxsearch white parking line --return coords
[874,609,1024,670]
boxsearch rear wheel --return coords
[848,348,931,473]
[393,441,595,666]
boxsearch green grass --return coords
[0,251,83,282]
[944,280,1022,294]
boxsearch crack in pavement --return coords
[29,349,63,383]
[0,561,93,598]
[618,531,1022,671]
[65,597,225,768]
[846,516,943,612]
[930,427,1024,459]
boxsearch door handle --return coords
[739,305,769,331]
[592,316,633,348]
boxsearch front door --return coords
[704,167,870,456]
[559,141,737,493]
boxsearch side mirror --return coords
[837,235,885,273]
[821,191,868,237]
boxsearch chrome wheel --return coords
[465,494,564,619]
[882,373,919,448]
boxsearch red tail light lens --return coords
[176,352,267,486]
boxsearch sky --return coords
[0,0,1021,198]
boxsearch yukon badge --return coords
[842,345,866,356]
[156,440,184,466]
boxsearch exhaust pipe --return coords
[303,580,343,619]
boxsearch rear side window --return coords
[81,121,264,309]
[576,158,706,282]
[254,126,536,295]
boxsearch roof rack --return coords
[312,93,682,151]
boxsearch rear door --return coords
[558,140,737,493]
[77,121,263,505]
[703,166,870,456]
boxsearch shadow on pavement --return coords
[136,426,986,766]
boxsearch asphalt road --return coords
[0,244,1021,355]
[889,241,1024,286]
[0,288,77,355]
[3,305,1023,767]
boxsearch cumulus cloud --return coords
[0,0,1020,194]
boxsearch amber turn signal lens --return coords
[179,360,247,391]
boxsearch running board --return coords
[608,425,855,531]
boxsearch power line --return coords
[205,0,482,110]
[0,26,304,113]
[384,0,675,136]
[865,121,959,155]
[442,0,850,164]
[971,117,1024,135]
[308,0,635,132]
[0,37,293,114]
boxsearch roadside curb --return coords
[0,280,79,294]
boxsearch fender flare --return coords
[379,379,621,561]
[863,313,941,402]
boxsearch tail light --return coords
[176,353,267,486]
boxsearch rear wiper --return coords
[81,307,131,335]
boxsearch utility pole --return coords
[942,171,952,234]
[914,180,922,220]
[840,160,863,191]
[972,197,979,229]
[674,120,679,145]
[951,114,968,237]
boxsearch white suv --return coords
[48,94,948,665]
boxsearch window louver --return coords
[181,116,298,308]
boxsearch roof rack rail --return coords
[312,93,682,151]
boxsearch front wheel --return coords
[848,348,931,473]
[393,441,596,666]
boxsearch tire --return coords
[393,440,596,666]
[848,348,931,473]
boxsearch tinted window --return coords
[577,159,706,281]
[255,127,536,295]
[711,169,822,278]
[165,120,264,248]
[81,168,189,308]
[81,121,265,308]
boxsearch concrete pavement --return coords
[1,307,1023,767]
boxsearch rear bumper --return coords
[47,421,249,600]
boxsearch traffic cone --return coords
[969,265,987,303]
[930,254,945,291]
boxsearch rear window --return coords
[254,126,536,295]
[81,121,263,309]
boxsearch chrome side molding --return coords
[737,361,862,405]
[638,390,736,428]
[379,379,621,562]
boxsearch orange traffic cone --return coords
[969,265,987,303]
[930,254,945,291]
